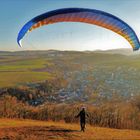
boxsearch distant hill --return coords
[0,48,140,56]
[93,48,140,55]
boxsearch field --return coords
[0,50,140,89]
[0,119,140,140]
[0,53,53,87]
[0,50,140,103]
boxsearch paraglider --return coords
[17,8,140,51]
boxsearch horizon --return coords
[2,48,140,56]
[1,0,140,51]
[0,48,133,52]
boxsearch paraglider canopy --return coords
[17,8,140,51]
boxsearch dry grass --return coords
[0,119,139,140]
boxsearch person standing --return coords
[75,107,89,132]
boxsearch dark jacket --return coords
[76,109,88,123]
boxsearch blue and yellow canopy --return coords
[17,8,140,51]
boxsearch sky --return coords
[0,0,140,51]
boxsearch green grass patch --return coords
[0,71,52,87]
[0,58,51,71]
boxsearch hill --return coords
[0,49,140,104]
[0,119,140,140]
[0,50,139,133]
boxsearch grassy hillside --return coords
[0,50,137,84]
[0,119,140,140]
[0,50,140,138]
[0,50,140,102]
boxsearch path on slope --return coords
[0,119,140,140]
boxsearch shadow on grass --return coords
[48,129,79,133]
[28,126,80,133]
